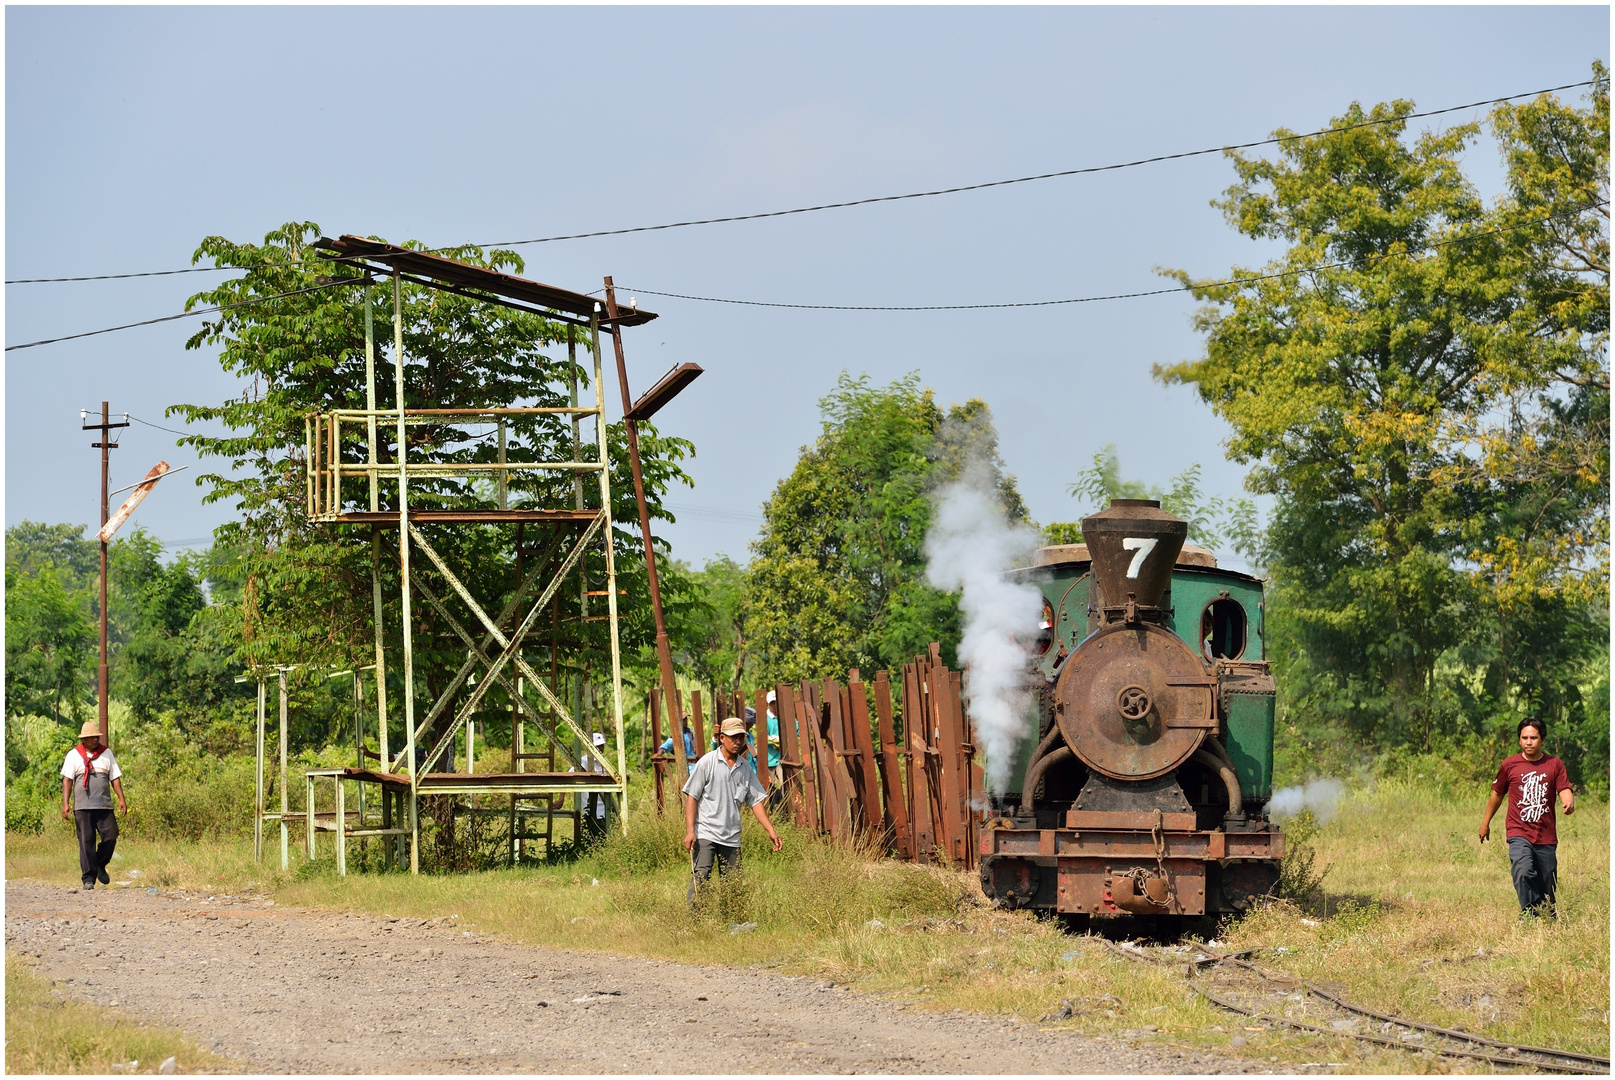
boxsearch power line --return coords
[8,266,242,284]
[8,201,1601,353]
[128,414,202,439]
[618,201,1608,313]
[3,251,376,286]
[472,80,1597,249]
[4,78,1596,285]
[4,278,351,353]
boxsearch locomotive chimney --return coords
[1082,499,1187,624]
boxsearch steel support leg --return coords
[336,778,347,876]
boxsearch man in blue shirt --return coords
[658,728,696,760]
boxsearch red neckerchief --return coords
[75,744,105,789]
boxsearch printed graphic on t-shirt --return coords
[1518,771,1550,823]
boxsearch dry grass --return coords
[6,782,1606,1073]
[4,952,235,1075]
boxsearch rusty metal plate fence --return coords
[648,642,982,870]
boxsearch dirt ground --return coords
[5,878,1313,1075]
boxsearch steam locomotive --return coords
[980,498,1283,923]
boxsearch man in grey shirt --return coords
[683,717,782,907]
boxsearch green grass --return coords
[5,953,234,1075]
[7,784,1607,1073]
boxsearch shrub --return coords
[1275,809,1330,904]
[5,790,44,835]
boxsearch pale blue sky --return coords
[6,6,1608,568]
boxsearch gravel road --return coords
[6,879,1302,1074]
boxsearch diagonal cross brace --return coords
[408,515,615,782]
[389,533,563,774]
[412,577,585,775]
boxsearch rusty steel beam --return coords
[332,510,598,526]
[754,688,770,791]
[603,277,688,792]
[774,682,805,828]
[902,663,934,863]
[822,679,856,838]
[804,680,843,839]
[315,235,658,327]
[624,362,703,422]
[789,684,821,833]
[872,672,911,859]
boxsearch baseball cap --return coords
[718,718,747,737]
[591,732,606,747]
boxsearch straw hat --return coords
[78,721,102,741]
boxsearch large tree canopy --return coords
[744,372,1027,682]
[1157,70,1608,781]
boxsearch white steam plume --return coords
[1265,778,1346,824]
[925,457,1043,794]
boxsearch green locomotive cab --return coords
[979,500,1282,919]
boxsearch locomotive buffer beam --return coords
[980,824,1284,916]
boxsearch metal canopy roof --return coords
[313,234,658,327]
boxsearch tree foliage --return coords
[674,555,748,691]
[1157,70,1608,782]
[4,523,247,748]
[1048,445,1261,561]
[744,372,1027,681]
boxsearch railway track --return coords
[1101,938,1610,1074]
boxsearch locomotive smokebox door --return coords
[1055,623,1214,780]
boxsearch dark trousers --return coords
[1507,837,1558,916]
[687,838,740,907]
[75,809,118,886]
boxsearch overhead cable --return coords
[128,414,203,438]
[4,78,1597,285]
[618,200,1608,313]
[4,278,351,352]
[471,80,1597,249]
[4,251,377,286]
[7,201,1601,352]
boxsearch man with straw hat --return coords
[60,721,127,890]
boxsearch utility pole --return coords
[82,402,129,742]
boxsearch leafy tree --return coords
[5,563,94,724]
[3,521,248,750]
[4,521,100,724]
[106,531,248,747]
[745,372,1026,681]
[674,555,748,690]
[1157,71,1608,775]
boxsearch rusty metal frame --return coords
[298,257,636,873]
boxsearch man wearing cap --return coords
[60,722,127,891]
[683,717,782,907]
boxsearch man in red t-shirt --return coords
[1479,717,1574,918]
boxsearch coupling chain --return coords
[1150,808,1177,909]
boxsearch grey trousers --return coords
[687,838,740,907]
[75,809,118,887]
[1507,837,1558,916]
